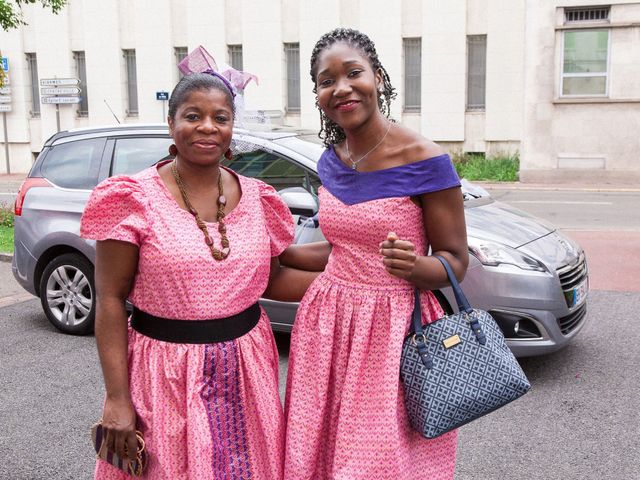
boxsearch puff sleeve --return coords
[257,181,295,256]
[80,176,148,246]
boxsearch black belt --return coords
[131,303,261,344]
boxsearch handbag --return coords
[91,422,148,476]
[400,255,531,439]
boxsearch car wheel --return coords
[39,253,95,335]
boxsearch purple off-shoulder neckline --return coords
[317,145,461,205]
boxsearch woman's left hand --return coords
[380,232,418,280]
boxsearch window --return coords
[403,38,421,112]
[175,47,188,79]
[284,43,300,113]
[123,49,138,115]
[562,30,609,96]
[111,137,174,176]
[223,149,310,191]
[26,53,40,117]
[42,138,105,189]
[223,144,319,194]
[223,146,320,219]
[228,45,243,71]
[74,51,89,116]
[467,35,487,110]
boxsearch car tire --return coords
[39,253,95,335]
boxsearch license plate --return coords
[571,278,589,307]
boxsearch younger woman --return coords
[283,28,468,480]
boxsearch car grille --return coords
[557,254,588,307]
[557,302,587,335]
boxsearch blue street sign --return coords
[1,57,8,72]
[156,91,169,101]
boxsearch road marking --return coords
[508,200,613,205]
[0,293,37,308]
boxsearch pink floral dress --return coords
[80,162,293,480]
[284,147,460,479]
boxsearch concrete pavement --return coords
[0,173,26,193]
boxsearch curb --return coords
[473,182,640,193]
[0,253,13,263]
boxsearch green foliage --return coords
[451,151,520,182]
[0,0,67,31]
[0,225,13,253]
[0,202,14,228]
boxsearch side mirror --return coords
[278,187,318,218]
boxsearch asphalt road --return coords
[1,292,639,479]
[482,186,640,232]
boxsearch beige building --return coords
[0,0,638,182]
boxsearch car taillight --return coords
[14,177,52,216]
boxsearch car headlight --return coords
[467,237,547,272]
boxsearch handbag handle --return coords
[432,255,473,314]
[411,255,486,369]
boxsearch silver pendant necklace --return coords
[345,121,392,170]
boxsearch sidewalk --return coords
[472,180,640,193]
[0,173,26,193]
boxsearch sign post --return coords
[40,78,82,132]
[156,91,169,121]
[0,56,9,173]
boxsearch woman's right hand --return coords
[101,396,139,461]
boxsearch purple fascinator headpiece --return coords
[177,46,258,96]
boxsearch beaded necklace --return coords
[171,160,230,261]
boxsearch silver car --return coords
[12,124,588,357]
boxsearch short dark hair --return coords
[168,73,235,119]
[310,28,397,147]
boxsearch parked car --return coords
[12,124,589,357]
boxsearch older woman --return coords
[82,71,313,479]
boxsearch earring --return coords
[168,144,178,156]
[378,86,384,93]
[224,148,233,160]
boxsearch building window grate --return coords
[174,47,188,79]
[74,51,89,117]
[123,49,138,116]
[467,35,487,111]
[228,45,243,71]
[403,38,421,112]
[26,53,40,117]
[284,43,300,113]
[565,7,610,23]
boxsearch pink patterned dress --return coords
[80,162,293,480]
[284,147,460,480]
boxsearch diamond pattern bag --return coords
[400,255,531,439]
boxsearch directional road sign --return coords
[0,96,11,104]
[41,96,81,104]
[41,87,81,96]
[40,78,80,87]
[156,91,169,101]
[0,105,11,112]
[0,87,9,95]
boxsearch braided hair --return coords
[310,28,397,147]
